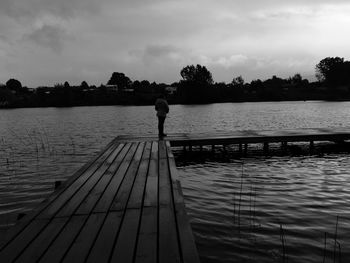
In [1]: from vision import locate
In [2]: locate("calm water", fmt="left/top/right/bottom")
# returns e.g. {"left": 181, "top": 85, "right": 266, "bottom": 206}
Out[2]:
{"left": 1, "top": 101, "right": 350, "bottom": 262}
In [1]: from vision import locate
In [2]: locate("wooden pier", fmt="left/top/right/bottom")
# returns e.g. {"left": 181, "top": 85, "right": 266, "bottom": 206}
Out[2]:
{"left": 0, "top": 140, "right": 199, "bottom": 263}
{"left": 2, "top": 127, "right": 350, "bottom": 263}
{"left": 118, "top": 127, "right": 350, "bottom": 153}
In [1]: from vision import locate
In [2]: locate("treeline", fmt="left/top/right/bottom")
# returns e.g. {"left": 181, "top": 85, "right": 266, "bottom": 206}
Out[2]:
{"left": 1, "top": 57, "right": 350, "bottom": 108}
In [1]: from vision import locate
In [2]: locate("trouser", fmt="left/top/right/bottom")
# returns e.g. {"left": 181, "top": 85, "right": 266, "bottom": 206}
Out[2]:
{"left": 158, "top": 116, "right": 166, "bottom": 135}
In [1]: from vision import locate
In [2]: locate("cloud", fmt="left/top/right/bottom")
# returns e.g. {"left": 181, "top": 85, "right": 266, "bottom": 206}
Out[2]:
{"left": 24, "top": 25, "right": 68, "bottom": 53}
{"left": 0, "top": 0, "right": 100, "bottom": 20}
{"left": 129, "top": 45, "right": 187, "bottom": 65}
{"left": 0, "top": 35, "right": 8, "bottom": 42}
{"left": 214, "top": 55, "right": 250, "bottom": 68}
{"left": 1, "top": 0, "right": 350, "bottom": 86}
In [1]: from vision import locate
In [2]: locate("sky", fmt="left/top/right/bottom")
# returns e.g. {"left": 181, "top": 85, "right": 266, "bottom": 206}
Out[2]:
{"left": 1, "top": 0, "right": 350, "bottom": 88}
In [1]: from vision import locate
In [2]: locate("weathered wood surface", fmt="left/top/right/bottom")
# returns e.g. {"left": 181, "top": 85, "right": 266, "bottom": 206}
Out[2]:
{"left": 116, "top": 128, "right": 350, "bottom": 146}
{"left": 0, "top": 139, "right": 199, "bottom": 263}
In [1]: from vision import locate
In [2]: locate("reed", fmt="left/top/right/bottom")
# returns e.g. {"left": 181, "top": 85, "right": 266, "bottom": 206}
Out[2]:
{"left": 69, "top": 135, "right": 76, "bottom": 154}
{"left": 280, "top": 224, "right": 288, "bottom": 262}
{"left": 238, "top": 162, "right": 244, "bottom": 231}
{"left": 333, "top": 215, "right": 340, "bottom": 263}
{"left": 232, "top": 191, "right": 236, "bottom": 225}
{"left": 323, "top": 232, "right": 327, "bottom": 263}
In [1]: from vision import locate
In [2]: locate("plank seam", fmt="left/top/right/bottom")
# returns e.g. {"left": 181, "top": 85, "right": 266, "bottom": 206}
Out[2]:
{"left": 33, "top": 143, "right": 126, "bottom": 263}
{"left": 132, "top": 141, "right": 153, "bottom": 263}
{"left": 95, "top": 142, "right": 142, "bottom": 263}
{"left": 104, "top": 142, "right": 143, "bottom": 263}
{"left": 165, "top": 143, "right": 184, "bottom": 263}
{"left": 0, "top": 140, "right": 119, "bottom": 252}
{"left": 0, "top": 142, "right": 121, "bottom": 261}
{"left": 57, "top": 144, "right": 134, "bottom": 263}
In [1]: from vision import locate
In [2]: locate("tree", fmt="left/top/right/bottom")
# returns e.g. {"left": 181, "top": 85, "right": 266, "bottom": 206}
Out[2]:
{"left": 291, "top": 73, "right": 302, "bottom": 84}
{"left": 140, "top": 80, "right": 150, "bottom": 87}
{"left": 6, "top": 79, "right": 22, "bottom": 92}
{"left": 315, "top": 57, "right": 344, "bottom": 82}
{"left": 179, "top": 64, "right": 214, "bottom": 103}
{"left": 231, "top": 76, "right": 244, "bottom": 87}
{"left": 180, "top": 64, "right": 213, "bottom": 85}
{"left": 107, "top": 72, "right": 132, "bottom": 89}
{"left": 80, "top": 81, "right": 89, "bottom": 89}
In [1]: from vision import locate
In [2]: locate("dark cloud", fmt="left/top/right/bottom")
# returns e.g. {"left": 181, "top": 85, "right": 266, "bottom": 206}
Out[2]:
{"left": 0, "top": 35, "right": 8, "bottom": 42}
{"left": 1, "top": 0, "right": 350, "bottom": 86}
{"left": 143, "top": 45, "right": 181, "bottom": 58}
{"left": 24, "top": 25, "right": 67, "bottom": 53}
{"left": 0, "top": 0, "right": 99, "bottom": 19}
{"left": 129, "top": 45, "right": 186, "bottom": 64}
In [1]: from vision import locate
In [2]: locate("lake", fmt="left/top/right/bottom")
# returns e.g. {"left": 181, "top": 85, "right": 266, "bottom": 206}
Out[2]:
{"left": 1, "top": 101, "right": 350, "bottom": 262}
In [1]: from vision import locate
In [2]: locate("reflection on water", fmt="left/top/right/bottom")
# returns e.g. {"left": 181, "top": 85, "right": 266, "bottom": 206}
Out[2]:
{"left": 1, "top": 102, "right": 350, "bottom": 261}
{"left": 177, "top": 156, "right": 350, "bottom": 263}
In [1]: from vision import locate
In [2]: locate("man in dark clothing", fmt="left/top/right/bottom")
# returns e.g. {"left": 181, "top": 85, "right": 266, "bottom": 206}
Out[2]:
{"left": 155, "top": 94, "right": 169, "bottom": 137}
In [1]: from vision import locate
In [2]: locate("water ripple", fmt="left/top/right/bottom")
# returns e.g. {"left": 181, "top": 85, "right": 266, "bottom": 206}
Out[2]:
{"left": 178, "top": 155, "right": 350, "bottom": 263}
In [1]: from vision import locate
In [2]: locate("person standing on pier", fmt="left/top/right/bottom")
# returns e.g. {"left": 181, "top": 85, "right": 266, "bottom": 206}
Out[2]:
{"left": 155, "top": 93, "right": 169, "bottom": 137}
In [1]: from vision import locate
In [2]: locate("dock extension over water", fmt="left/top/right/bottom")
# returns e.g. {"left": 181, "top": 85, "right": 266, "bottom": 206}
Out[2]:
{"left": 0, "top": 139, "right": 199, "bottom": 263}
{"left": 118, "top": 127, "right": 350, "bottom": 154}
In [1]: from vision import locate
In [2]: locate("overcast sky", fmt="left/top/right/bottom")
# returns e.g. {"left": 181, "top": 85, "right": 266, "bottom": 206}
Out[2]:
{"left": 1, "top": 0, "right": 350, "bottom": 87}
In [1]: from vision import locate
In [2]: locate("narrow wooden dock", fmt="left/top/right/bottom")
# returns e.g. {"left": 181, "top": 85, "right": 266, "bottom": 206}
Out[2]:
{"left": 2, "top": 128, "right": 349, "bottom": 263}
{"left": 118, "top": 127, "right": 350, "bottom": 153}
{"left": 0, "top": 140, "right": 199, "bottom": 263}
{"left": 117, "top": 128, "right": 350, "bottom": 146}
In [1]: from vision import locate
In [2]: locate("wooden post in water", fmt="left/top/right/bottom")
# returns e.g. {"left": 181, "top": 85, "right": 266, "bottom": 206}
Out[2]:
{"left": 17, "top": 213, "right": 26, "bottom": 221}
{"left": 244, "top": 143, "right": 248, "bottom": 156}
{"left": 310, "top": 141, "right": 314, "bottom": 154}
{"left": 55, "top": 181, "right": 62, "bottom": 189}
{"left": 263, "top": 142, "right": 269, "bottom": 155}
{"left": 239, "top": 143, "right": 243, "bottom": 155}
{"left": 281, "top": 141, "right": 288, "bottom": 153}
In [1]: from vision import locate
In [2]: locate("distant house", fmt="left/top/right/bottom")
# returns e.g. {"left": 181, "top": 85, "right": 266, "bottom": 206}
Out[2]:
{"left": 123, "top": 88, "right": 135, "bottom": 93}
{"left": 165, "top": 86, "right": 177, "bottom": 95}
{"left": 82, "top": 88, "right": 95, "bottom": 92}
{"left": 336, "top": 86, "right": 350, "bottom": 92}
{"left": 0, "top": 101, "right": 9, "bottom": 106}
{"left": 106, "top": 85, "right": 119, "bottom": 92}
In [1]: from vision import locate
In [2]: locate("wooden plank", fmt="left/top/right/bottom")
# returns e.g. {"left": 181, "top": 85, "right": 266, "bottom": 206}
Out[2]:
{"left": 14, "top": 217, "right": 69, "bottom": 263}
{"left": 158, "top": 141, "right": 181, "bottom": 263}
{"left": 0, "top": 140, "right": 118, "bottom": 250}
{"left": 110, "top": 142, "right": 145, "bottom": 211}
{"left": 143, "top": 141, "right": 158, "bottom": 207}
{"left": 118, "top": 128, "right": 350, "bottom": 147}
{"left": 134, "top": 207, "right": 158, "bottom": 263}
{"left": 56, "top": 143, "right": 125, "bottom": 217}
{"left": 158, "top": 206, "right": 181, "bottom": 263}
{"left": 85, "top": 211, "right": 123, "bottom": 263}
{"left": 0, "top": 219, "right": 49, "bottom": 263}
{"left": 158, "top": 141, "right": 173, "bottom": 206}
{"left": 110, "top": 209, "right": 141, "bottom": 263}
{"left": 2, "top": 137, "right": 203, "bottom": 263}
{"left": 75, "top": 143, "right": 130, "bottom": 215}
{"left": 166, "top": 142, "right": 200, "bottom": 263}
{"left": 133, "top": 142, "right": 158, "bottom": 263}
{"left": 62, "top": 213, "right": 105, "bottom": 263}
{"left": 38, "top": 215, "right": 87, "bottom": 263}
{"left": 126, "top": 142, "right": 152, "bottom": 209}
{"left": 93, "top": 143, "right": 139, "bottom": 213}
{"left": 37, "top": 142, "right": 120, "bottom": 219}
